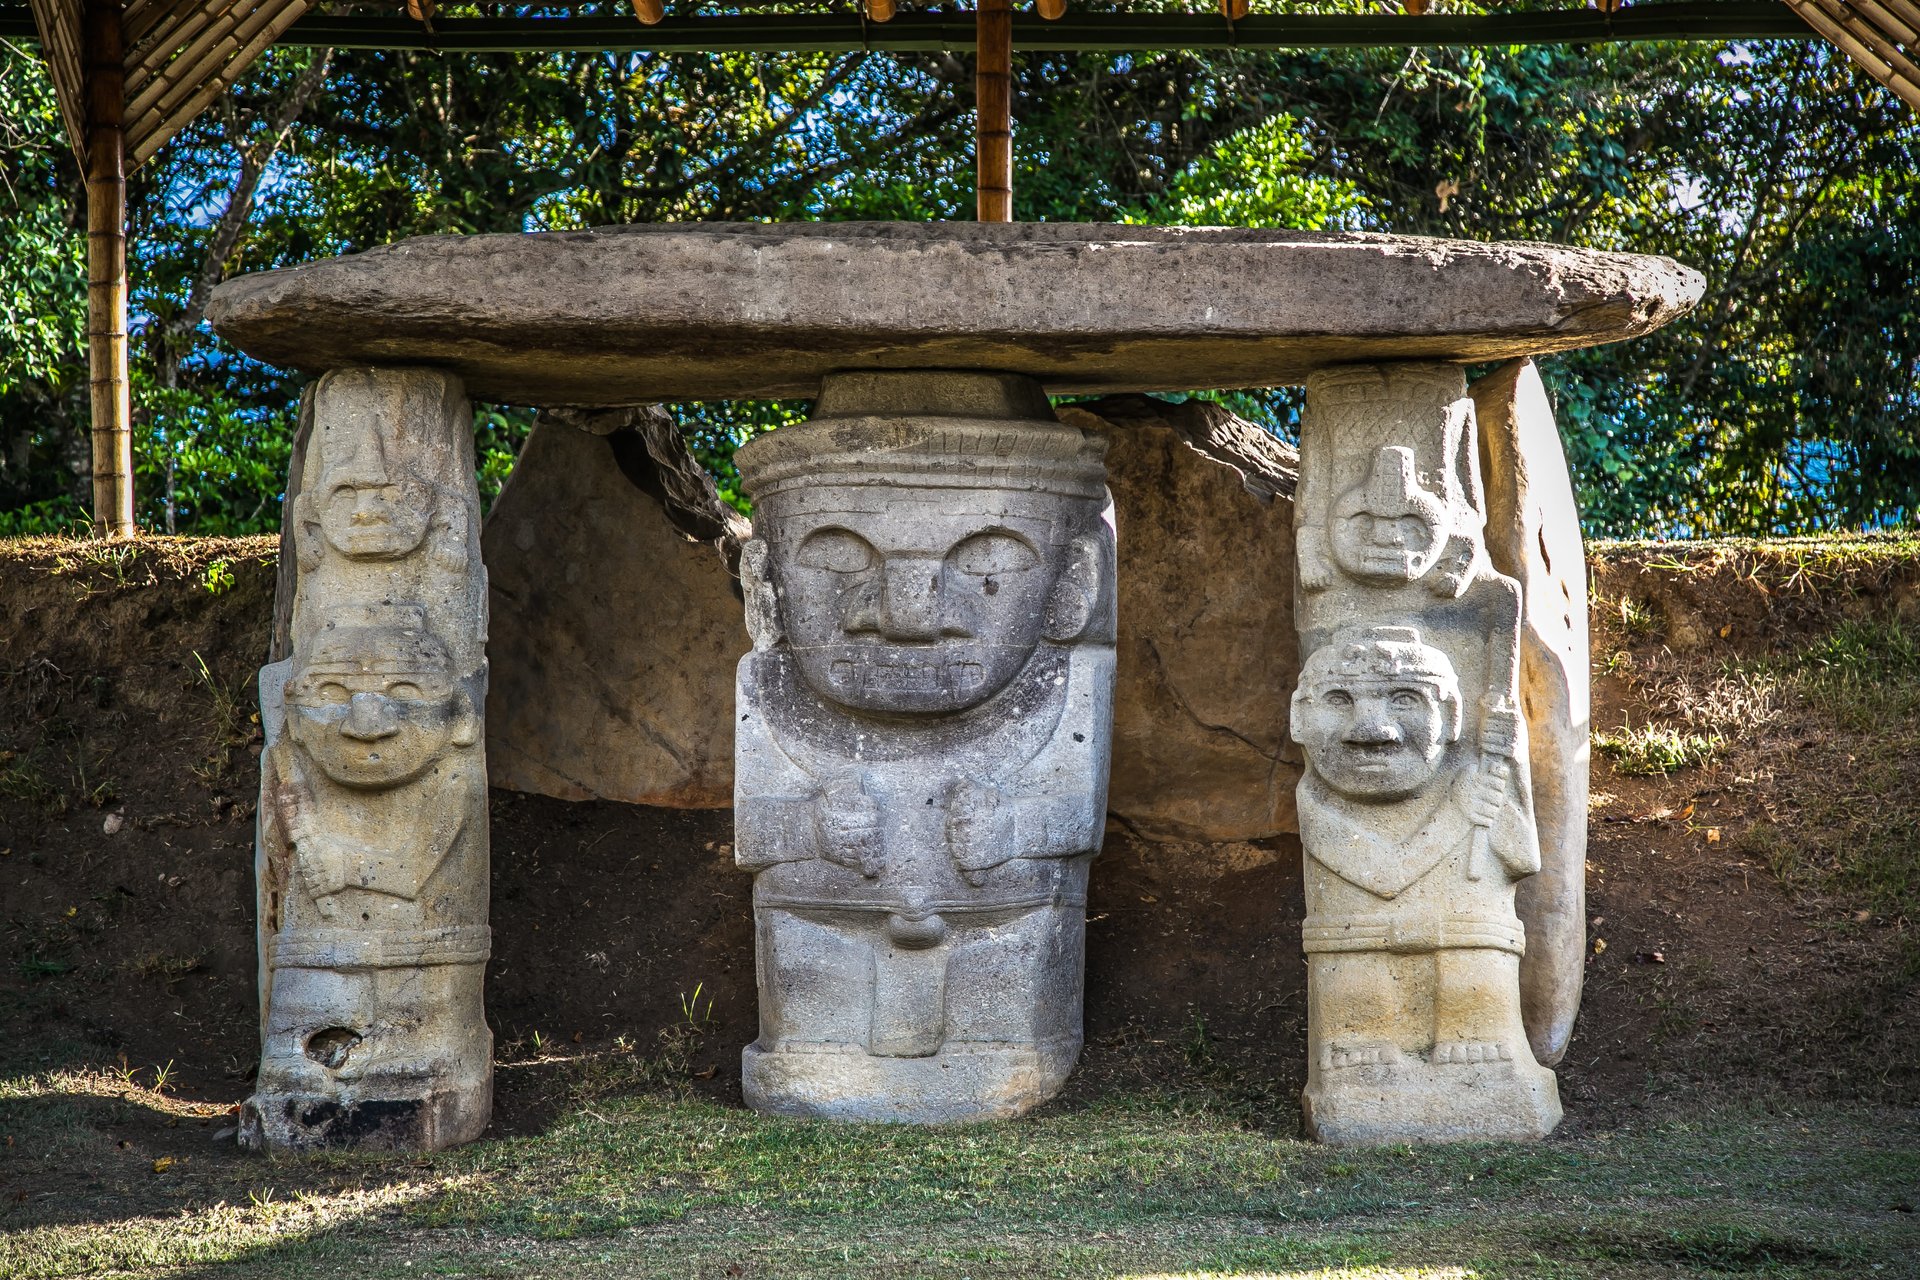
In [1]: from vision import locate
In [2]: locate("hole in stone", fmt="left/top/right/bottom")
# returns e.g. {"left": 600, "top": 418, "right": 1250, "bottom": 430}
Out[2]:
{"left": 305, "top": 1027, "right": 362, "bottom": 1069}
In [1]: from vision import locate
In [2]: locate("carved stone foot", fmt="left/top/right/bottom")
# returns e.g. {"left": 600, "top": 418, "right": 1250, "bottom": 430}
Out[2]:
{"left": 1432, "top": 1039, "right": 1515, "bottom": 1065}
{"left": 1324, "top": 1042, "right": 1404, "bottom": 1071}
{"left": 1302, "top": 1052, "right": 1561, "bottom": 1146}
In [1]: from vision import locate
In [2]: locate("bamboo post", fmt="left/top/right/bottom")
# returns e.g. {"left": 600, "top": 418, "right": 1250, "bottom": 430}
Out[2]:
{"left": 85, "top": 0, "right": 133, "bottom": 537}
{"left": 976, "top": 0, "right": 1012, "bottom": 222}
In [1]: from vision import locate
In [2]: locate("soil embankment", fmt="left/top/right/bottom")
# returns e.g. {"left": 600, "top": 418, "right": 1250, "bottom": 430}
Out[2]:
{"left": 0, "top": 534, "right": 1915, "bottom": 1142}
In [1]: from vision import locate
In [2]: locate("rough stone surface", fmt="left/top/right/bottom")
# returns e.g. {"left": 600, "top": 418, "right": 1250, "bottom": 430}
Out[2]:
{"left": 1059, "top": 396, "right": 1302, "bottom": 841}
{"left": 732, "top": 372, "right": 1115, "bottom": 1122}
{"left": 1293, "top": 362, "right": 1560, "bottom": 1145}
{"left": 206, "top": 224, "right": 1706, "bottom": 404}
{"left": 242, "top": 367, "right": 493, "bottom": 1154}
{"left": 1473, "top": 360, "right": 1589, "bottom": 1068}
{"left": 482, "top": 407, "right": 747, "bottom": 807}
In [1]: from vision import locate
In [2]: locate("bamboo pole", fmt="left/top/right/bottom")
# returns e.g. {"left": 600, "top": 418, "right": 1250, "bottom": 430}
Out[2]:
{"left": 976, "top": 0, "right": 1012, "bottom": 222}
{"left": 85, "top": 0, "right": 134, "bottom": 538}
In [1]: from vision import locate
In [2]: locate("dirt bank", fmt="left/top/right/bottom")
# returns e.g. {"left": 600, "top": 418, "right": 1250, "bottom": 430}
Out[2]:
{"left": 0, "top": 534, "right": 1915, "bottom": 1149}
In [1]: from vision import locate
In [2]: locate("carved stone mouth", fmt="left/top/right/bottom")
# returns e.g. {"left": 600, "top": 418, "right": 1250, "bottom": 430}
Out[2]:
{"left": 829, "top": 657, "right": 987, "bottom": 698}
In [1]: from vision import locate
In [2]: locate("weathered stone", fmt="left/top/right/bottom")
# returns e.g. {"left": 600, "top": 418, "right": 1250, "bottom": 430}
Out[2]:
{"left": 242, "top": 367, "right": 493, "bottom": 1154}
{"left": 207, "top": 224, "right": 1707, "bottom": 404}
{"left": 732, "top": 371, "right": 1115, "bottom": 1122}
{"left": 1059, "top": 396, "right": 1301, "bottom": 841}
{"left": 1293, "top": 363, "right": 1560, "bottom": 1145}
{"left": 1473, "top": 360, "right": 1589, "bottom": 1069}
{"left": 482, "top": 407, "right": 747, "bottom": 807}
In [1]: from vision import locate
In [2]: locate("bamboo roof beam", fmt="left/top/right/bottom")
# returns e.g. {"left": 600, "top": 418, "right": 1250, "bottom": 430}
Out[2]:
{"left": 11, "top": 3, "right": 1820, "bottom": 54}
{"left": 1787, "top": 0, "right": 1920, "bottom": 108}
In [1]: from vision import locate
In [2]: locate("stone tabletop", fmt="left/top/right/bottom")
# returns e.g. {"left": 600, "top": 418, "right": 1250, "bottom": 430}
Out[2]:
{"left": 207, "top": 223, "right": 1703, "bottom": 404}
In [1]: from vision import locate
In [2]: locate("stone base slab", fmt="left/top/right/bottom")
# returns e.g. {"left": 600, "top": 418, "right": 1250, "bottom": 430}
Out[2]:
{"left": 1301, "top": 1055, "right": 1561, "bottom": 1146}
{"left": 741, "top": 1038, "right": 1080, "bottom": 1124}
{"left": 239, "top": 1073, "right": 491, "bottom": 1153}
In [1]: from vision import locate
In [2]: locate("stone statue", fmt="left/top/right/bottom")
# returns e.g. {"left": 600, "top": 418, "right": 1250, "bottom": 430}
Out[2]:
{"left": 732, "top": 371, "right": 1116, "bottom": 1122}
{"left": 1293, "top": 363, "right": 1561, "bottom": 1144}
{"left": 243, "top": 367, "right": 492, "bottom": 1152}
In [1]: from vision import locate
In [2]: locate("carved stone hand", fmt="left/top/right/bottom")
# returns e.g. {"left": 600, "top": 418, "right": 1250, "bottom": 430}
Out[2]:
{"left": 1467, "top": 759, "right": 1511, "bottom": 830}
{"left": 946, "top": 778, "right": 1016, "bottom": 886}
{"left": 815, "top": 775, "right": 884, "bottom": 878}
{"left": 294, "top": 831, "right": 356, "bottom": 917}
{"left": 1297, "top": 527, "right": 1335, "bottom": 593}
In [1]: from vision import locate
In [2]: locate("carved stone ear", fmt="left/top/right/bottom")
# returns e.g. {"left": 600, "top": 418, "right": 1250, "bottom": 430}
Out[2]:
{"left": 450, "top": 687, "right": 479, "bottom": 748}
{"left": 1440, "top": 689, "right": 1465, "bottom": 745}
{"left": 741, "top": 538, "right": 784, "bottom": 652}
{"left": 1043, "top": 528, "right": 1114, "bottom": 645}
{"left": 292, "top": 493, "right": 323, "bottom": 572}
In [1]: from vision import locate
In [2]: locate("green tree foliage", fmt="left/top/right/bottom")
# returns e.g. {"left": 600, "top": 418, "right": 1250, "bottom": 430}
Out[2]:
{"left": 0, "top": 10, "right": 1915, "bottom": 536}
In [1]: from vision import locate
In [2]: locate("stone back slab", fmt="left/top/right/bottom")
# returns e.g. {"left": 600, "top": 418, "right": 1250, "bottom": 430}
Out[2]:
{"left": 1472, "top": 359, "right": 1591, "bottom": 1068}
{"left": 1060, "top": 396, "right": 1302, "bottom": 842}
{"left": 481, "top": 407, "right": 746, "bottom": 808}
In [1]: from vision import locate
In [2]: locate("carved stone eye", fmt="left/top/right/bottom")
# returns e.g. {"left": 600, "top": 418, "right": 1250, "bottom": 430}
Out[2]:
{"left": 1390, "top": 689, "right": 1424, "bottom": 710}
{"left": 1325, "top": 690, "right": 1354, "bottom": 708}
{"left": 795, "top": 529, "right": 875, "bottom": 573}
{"left": 949, "top": 530, "right": 1037, "bottom": 576}
{"left": 314, "top": 682, "right": 352, "bottom": 705}
{"left": 386, "top": 682, "right": 424, "bottom": 702}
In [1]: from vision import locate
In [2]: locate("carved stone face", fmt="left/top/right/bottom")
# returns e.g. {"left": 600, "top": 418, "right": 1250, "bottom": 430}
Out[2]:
{"left": 768, "top": 493, "right": 1080, "bottom": 716}
{"left": 317, "top": 475, "right": 433, "bottom": 560}
{"left": 286, "top": 628, "right": 473, "bottom": 789}
{"left": 1295, "top": 676, "right": 1451, "bottom": 803}
{"left": 1330, "top": 445, "right": 1449, "bottom": 584}
{"left": 1293, "top": 629, "right": 1463, "bottom": 804}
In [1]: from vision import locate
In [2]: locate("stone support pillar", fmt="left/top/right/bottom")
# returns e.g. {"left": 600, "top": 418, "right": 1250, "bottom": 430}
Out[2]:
{"left": 732, "top": 372, "right": 1115, "bottom": 1122}
{"left": 241, "top": 367, "right": 492, "bottom": 1152}
{"left": 1292, "top": 363, "right": 1561, "bottom": 1144}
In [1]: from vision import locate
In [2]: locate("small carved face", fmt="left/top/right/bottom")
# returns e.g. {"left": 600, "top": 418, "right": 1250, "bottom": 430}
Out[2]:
{"left": 316, "top": 476, "right": 433, "bottom": 560}
{"left": 286, "top": 666, "right": 470, "bottom": 790}
{"left": 1329, "top": 445, "right": 1449, "bottom": 584}
{"left": 1294, "top": 677, "right": 1450, "bottom": 802}
{"left": 769, "top": 498, "right": 1081, "bottom": 715}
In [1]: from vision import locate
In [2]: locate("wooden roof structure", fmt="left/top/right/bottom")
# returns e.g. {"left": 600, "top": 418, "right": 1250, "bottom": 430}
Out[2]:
{"left": 9, "top": 1, "right": 1916, "bottom": 535}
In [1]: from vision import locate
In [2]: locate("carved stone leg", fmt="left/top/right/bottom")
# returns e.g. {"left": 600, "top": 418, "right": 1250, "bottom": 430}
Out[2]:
{"left": 241, "top": 367, "right": 492, "bottom": 1153}
{"left": 1292, "top": 363, "right": 1562, "bottom": 1145}
{"left": 731, "top": 371, "right": 1115, "bottom": 1123}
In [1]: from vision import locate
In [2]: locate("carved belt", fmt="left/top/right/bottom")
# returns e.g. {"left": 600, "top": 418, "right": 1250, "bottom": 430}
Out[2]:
{"left": 757, "top": 891, "right": 1084, "bottom": 917}
{"left": 1302, "top": 914, "right": 1525, "bottom": 956}
{"left": 270, "top": 925, "right": 492, "bottom": 970}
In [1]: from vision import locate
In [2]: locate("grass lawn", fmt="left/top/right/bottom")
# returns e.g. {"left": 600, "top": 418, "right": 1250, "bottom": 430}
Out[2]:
{"left": 3, "top": 1056, "right": 1916, "bottom": 1280}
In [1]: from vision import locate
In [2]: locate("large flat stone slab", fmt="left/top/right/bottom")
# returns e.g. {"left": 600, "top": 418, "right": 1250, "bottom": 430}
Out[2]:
{"left": 207, "top": 224, "right": 1703, "bottom": 404}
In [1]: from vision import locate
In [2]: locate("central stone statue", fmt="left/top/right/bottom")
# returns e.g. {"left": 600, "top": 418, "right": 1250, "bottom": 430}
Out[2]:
{"left": 732, "top": 371, "right": 1116, "bottom": 1122}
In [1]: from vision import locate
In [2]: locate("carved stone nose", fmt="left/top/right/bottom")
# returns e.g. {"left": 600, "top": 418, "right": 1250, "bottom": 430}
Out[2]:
{"left": 341, "top": 691, "right": 400, "bottom": 740}
{"left": 876, "top": 558, "right": 943, "bottom": 641}
{"left": 1346, "top": 714, "right": 1401, "bottom": 745}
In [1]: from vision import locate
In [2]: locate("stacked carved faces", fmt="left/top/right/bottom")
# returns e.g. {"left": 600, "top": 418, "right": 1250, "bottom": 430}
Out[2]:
{"left": 1289, "top": 363, "right": 1559, "bottom": 1145}
{"left": 244, "top": 367, "right": 492, "bottom": 1154}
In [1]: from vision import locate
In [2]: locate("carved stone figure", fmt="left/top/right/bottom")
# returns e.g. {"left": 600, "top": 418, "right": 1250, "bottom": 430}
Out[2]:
{"left": 242, "top": 367, "right": 492, "bottom": 1152}
{"left": 1293, "top": 363, "right": 1561, "bottom": 1144}
{"left": 732, "top": 371, "right": 1115, "bottom": 1122}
